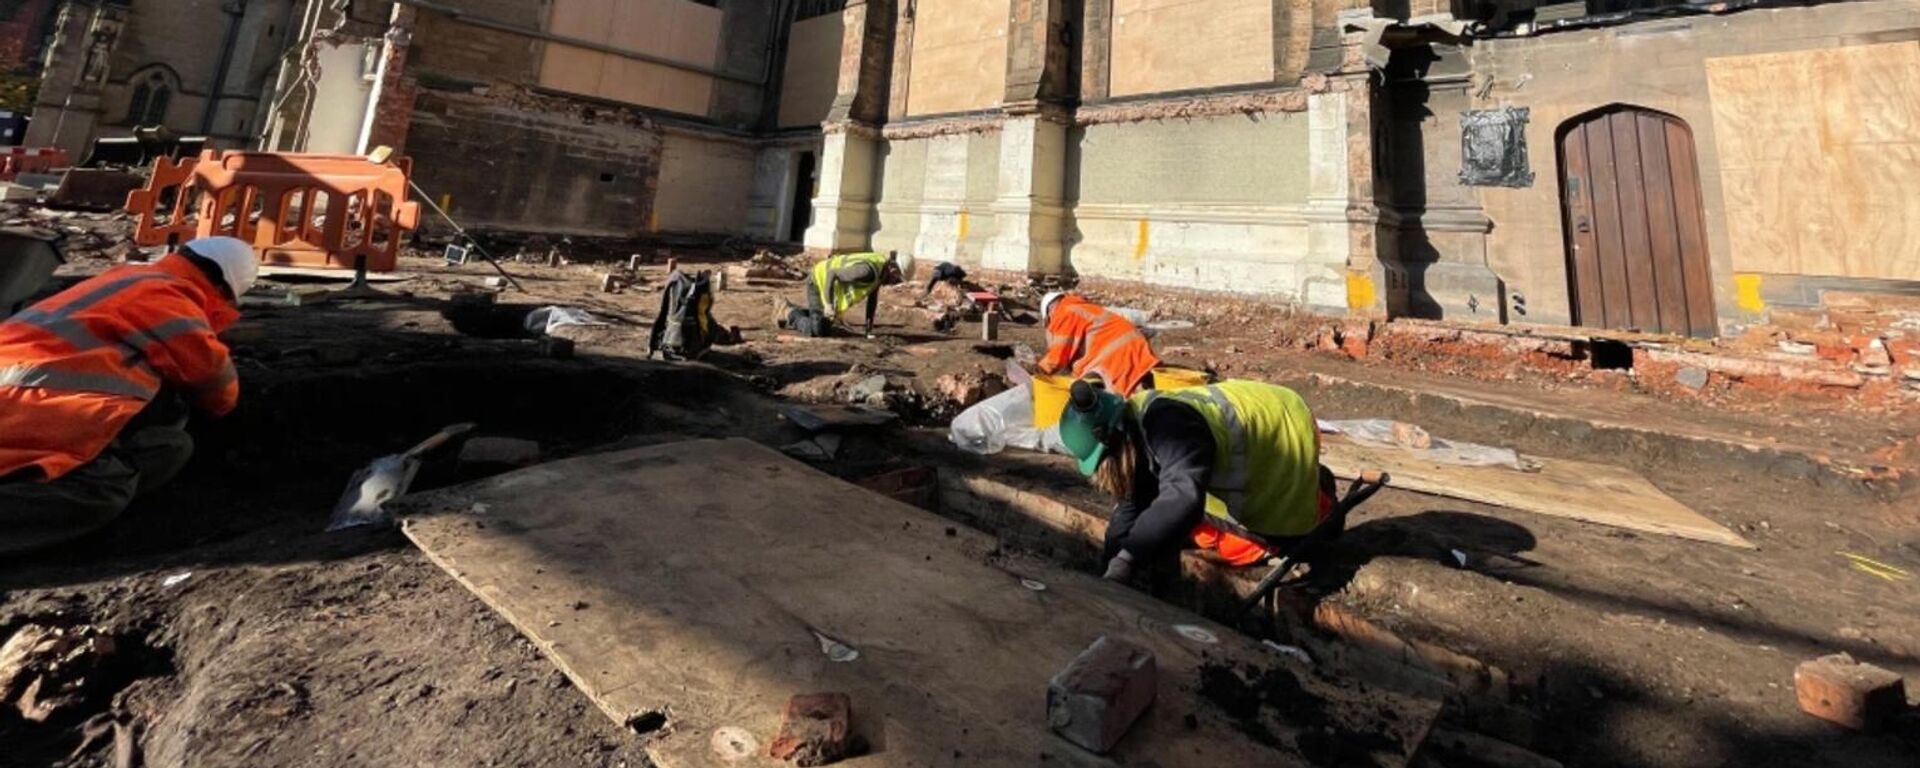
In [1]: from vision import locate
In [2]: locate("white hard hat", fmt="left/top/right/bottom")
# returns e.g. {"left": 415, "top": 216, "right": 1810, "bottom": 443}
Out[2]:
{"left": 1041, "top": 291, "right": 1066, "bottom": 321}
{"left": 182, "top": 236, "right": 258, "bottom": 299}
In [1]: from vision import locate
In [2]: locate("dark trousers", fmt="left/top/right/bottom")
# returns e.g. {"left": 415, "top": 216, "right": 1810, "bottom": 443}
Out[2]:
{"left": 789, "top": 288, "right": 835, "bottom": 338}
{"left": 0, "top": 393, "right": 194, "bottom": 556}
{"left": 1104, "top": 466, "right": 1339, "bottom": 566}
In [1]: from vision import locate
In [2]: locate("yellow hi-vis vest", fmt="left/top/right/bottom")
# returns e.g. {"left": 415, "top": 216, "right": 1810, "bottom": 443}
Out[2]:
{"left": 811, "top": 252, "right": 890, "bottom": 316}
{"left": 1128, "top": 381, "right": 1323, "bottom": 537}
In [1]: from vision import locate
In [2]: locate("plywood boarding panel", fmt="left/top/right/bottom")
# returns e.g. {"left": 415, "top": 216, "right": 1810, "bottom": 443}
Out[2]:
{"left": 1706, "top": 43, "right": 1920, "bottom": 280}
{"left": 906, "top": 0, "right": 1008, "bottom": 116}
{"left": 548, "top": 0, "right": 615, "bottom": 43}
{"left": 538, "top": 0, "right": 720, "bottom": 117}
{"left": 779, "top": 13, "right": 844, "bottom": 128}
{"left": 539, "top": 42, "right": 608, "bottom": 96}
{"left": 1110, "top": 0, "right": 1274, "bottom": 97}
{"left": 402, "top": 439, "right": 1441, "bottom": 768}
{"left": 1320, "top": 437, "right": 1754, "bottom": 549}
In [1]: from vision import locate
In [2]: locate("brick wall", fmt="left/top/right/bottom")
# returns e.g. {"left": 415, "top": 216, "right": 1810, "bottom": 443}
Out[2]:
{"left": 0, "top": 0, "right": 56, "bottom": 69}
{"left": 407, "top": 1, "right": 541, "bottom": 85}
{"left": 405, "top": 88, "right": 664, "bottom": 237}
{"left": 363, "top": 6, "right": 417, "bottom": 153}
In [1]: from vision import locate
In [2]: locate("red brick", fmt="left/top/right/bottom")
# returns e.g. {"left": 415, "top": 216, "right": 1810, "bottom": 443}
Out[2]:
{"left": 1795, "top": 653, "right": 1908, "bottom": 731}
{"left": 1047, "top": 635, "right": 1157, "bottom": 754}
{"left": 768, "top": 692, "right": 852, "bottom": 766}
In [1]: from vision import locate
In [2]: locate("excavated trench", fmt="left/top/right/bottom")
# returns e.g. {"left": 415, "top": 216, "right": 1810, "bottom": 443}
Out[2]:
{"left": 3, "top": 355, "right": 1532, "bottom": 765}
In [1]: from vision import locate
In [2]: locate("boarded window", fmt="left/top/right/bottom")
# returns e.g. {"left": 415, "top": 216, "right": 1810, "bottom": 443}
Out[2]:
{"left": 1459, "top": 107, "right": 1535, "bottom": 188}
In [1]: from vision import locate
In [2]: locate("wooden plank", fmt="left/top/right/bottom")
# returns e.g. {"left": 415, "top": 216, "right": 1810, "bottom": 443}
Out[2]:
{"left": 1559, "top": 127, "right": 1605, "bottom": 327}
{"left": 1665, "top": 120, "right": 1718, "bottom": 337}
{"left": 1583, "top": 118, "right": 1632, "bottom": 330}
{"left": 1320, "top": 436, "right": 1754, "bottom": 549}
{"left": 1608, "top": 112, "right": 1659, "bottom": 333}
{"left": 1635, "top": 114, "right": 1690, "bottom": 337}
{"left": 778, "top": 404, "right": 899, "bottom": 432}
{"left": 1706, "top": 43, "right": 1920, "bottom": 281}
{"left": 402, "top": 439, "right": 1440, "bottom": 768}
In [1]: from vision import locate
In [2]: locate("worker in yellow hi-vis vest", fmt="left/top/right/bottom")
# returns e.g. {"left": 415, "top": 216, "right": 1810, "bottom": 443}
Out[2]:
{"left": 774, "top": 251, "right": 904, "bottom": 338}
{"left": 1057, "top": 378, "right": 1335, "bottom": 582}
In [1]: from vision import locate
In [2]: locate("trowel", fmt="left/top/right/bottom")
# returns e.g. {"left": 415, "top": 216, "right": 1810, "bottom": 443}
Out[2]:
{"left": 329, "top": 423, "right": 475, "bottom": 531}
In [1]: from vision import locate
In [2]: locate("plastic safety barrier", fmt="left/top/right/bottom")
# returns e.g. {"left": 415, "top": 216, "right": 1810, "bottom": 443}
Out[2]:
{"left": 124, "top": 150, "right": 422, "bottom": 272}
{"left": 0, "top": 148, "right": 72, "bottom": 181}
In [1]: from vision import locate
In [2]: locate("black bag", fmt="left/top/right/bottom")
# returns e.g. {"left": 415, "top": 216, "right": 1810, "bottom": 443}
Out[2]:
{"left": 649, "top": 270, "right": 717, "bottom": 360}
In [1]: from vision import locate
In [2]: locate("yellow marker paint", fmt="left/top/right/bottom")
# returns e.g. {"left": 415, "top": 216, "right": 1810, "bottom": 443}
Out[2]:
{"left": 438, "top": 193, "right": 452, "bottom": 213}
{"left": 1840, "top": 552, "right": 1911, "bottom": 580}
{"left": 647, "top": 210, "right": 659, "bottom": 233}
{"left": 1347, "top": 271, "right": 1378, "bottom": 310}
{"left": 1133, "top": 219, "right": 1149, "bottom": 261}
{"left": 1852, "top": 562, "right": 1903, "bottom": 582}
{"left": 957, "top": 210, "right": 970, "bottom": 241}
{"left": 1734, "top": 273, "right": 1765, "bottom": 314}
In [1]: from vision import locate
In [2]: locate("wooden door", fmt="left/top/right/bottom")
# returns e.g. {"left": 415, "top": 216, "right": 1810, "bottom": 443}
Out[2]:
{"left": 1559, "top": 107, "right": 1717, "bottom": 337}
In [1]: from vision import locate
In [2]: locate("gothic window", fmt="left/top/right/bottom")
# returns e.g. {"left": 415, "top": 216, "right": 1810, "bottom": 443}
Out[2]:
{"left": 125, "top": 70, "right": 171, "bottom": 126}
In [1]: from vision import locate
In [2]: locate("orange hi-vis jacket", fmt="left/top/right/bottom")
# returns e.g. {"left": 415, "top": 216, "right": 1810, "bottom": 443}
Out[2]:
{"left": 0, "top": 253, "right": 241, "bottom": 481}
{"left": 1038, "top": 295, "right": 1161, "bottom": 396}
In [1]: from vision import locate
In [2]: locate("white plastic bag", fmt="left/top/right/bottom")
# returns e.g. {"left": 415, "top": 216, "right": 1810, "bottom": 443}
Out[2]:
{"left": 523, "top": 305, "right": 607, "bottom": 335}
{"left": 950, "top": 384, "right": 1067, "bottom": 455}
{"left": 1322, "top": 418, "right": 1529, "bottom": 470}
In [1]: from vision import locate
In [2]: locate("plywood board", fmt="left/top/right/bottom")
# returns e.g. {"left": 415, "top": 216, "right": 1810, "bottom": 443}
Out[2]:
{"left": 779, "top": 13, "right": 845, "bottom": 128}
{"left": 905, "top": 0, "right": 1008, "bottom": 116}
{"left": 1111, "top": 0, "right": 1274, "bottom": 97}
{"left": 1321, "top": 436, "right": 1754, "bottom": 549}
{"left": 1706, "top": 42, "right": 1920, "bottom": 280}
{"left": 537, "top": 0, "right": 719, "bottom": 117}
{"left": 401, "top": 439, "right": 1439, "bottom": 768}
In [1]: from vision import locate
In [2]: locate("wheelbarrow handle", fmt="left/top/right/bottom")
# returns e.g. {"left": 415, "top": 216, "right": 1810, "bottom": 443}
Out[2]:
{"left": 1337, "top": 470, "right": 1391, "bottom": 513}
{"left": 405, "top": 422, "right": 477, "bottom": 458}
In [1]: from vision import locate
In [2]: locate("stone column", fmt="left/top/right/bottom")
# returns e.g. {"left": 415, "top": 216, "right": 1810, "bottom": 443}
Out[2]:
{"left": 982, "top": 0, "right": 1073, "bottom": 275}
{"left": 1303, "top": 11, "right": 1384, "bottom": 315}
{"left": 24, "top": 2, "right": 125, "bottom": 154}
{"left": 1080, "top": 0, "right": 1112, "bottom": 103}
{"left": 804, "top": 0, "right": 894, "bottom": 253}
{"left": 982, "top": 109, "right": 1069, "bottom": 273}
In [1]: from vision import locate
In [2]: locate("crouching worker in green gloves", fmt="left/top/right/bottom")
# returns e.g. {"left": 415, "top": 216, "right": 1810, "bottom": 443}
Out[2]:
{"left": 1057, "top": 378, "right": 1337, "bottom": 580}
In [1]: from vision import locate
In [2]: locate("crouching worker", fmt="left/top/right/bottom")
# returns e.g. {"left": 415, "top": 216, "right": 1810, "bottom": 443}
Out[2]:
{"left": 1036, "top": 292, "right": 1160, "bottom": 397}
{"left": 1058, "top": 379, "right": 1335, "bottom": 582}
{"left": 775, "top": 251, "right": 904, "bottom": 338}
{"left": 0, "top": 236, "right": 257, "bottom": 556}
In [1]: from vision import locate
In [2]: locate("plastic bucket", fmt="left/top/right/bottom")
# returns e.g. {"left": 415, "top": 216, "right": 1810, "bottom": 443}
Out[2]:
{"left": 1152, "top": 366, "right": 1210, "bottom": 390}
{"left": 1030, "top": 374, "right": 1073, "bottom": 429}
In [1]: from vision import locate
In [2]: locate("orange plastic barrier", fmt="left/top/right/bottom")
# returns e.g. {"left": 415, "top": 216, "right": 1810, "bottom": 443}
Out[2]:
{"left": 0, "top": 147, "right": 72, "bottom": 181}
{"left": 124, "top": 150, "right": 422, "bottom": 272}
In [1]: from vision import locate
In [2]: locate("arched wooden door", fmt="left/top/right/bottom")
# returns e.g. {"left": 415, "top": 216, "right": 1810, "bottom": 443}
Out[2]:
{"left": 1558, "top": 107, "right": 1717, "bottom": 337}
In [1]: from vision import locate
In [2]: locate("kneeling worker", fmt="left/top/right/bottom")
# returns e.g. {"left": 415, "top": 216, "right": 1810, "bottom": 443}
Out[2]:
{"left": 1058, "top": 379, "right": 1332, "bottom": 581}
{"left": 776, "top": 251, "right": 904, "bottom": 338}
{"left": 1036, "top": 291, "right": 1160, "bottom": 396}
{"left": 0, "top": 237, "right": 257, "bottom": 555}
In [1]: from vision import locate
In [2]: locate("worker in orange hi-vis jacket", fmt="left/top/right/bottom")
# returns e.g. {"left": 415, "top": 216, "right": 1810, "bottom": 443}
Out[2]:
{"left": 0, "top": 236, "right": 258, "bottom": 555}
{"left": 1036, "top": 291, "right": 1162, "bottom": 397}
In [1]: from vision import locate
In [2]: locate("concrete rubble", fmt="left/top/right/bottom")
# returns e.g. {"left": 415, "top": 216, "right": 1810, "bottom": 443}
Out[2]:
{"left": 1047, "top": 636, "right": 1158, "bottom": 754}
{"left": 1795, "top": 653, "right": 1910, "bottom": 732}
{"left": 767, "top": 692, "right": 855, "bottom": 766}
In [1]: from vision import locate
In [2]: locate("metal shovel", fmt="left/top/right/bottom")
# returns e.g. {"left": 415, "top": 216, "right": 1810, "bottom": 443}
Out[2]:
{"left": 328, "top": 423, "right": 476, "bottom": 531}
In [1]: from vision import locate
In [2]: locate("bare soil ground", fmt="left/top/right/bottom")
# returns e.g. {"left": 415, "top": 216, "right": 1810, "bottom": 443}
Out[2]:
{"left": 3, "top": 230, "right": 1916, "bottom": 767}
